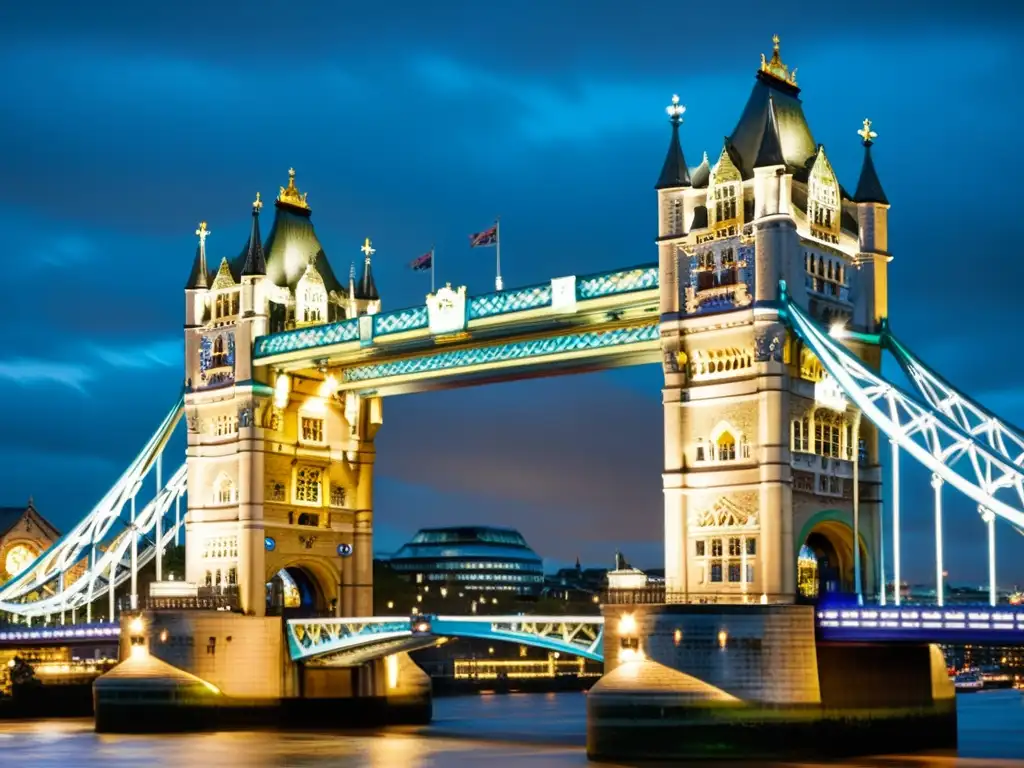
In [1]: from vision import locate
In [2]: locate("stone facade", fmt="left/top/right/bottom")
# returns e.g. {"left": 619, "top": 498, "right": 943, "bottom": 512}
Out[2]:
{"left": 183, "top": 175, "right": 380, "bottom": 617}
{"left": 658, "top": 39, "right": 890, "bottom": 601}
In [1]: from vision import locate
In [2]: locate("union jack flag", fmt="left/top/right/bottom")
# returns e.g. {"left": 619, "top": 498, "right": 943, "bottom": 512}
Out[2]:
{"left": 409, "top": 251, "right": 433, "bottom": 271}
{"left": 469, "top": 225, "right": 498, "bottom": 248}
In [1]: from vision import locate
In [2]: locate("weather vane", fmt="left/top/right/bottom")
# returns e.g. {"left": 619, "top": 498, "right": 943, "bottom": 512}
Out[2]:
{"left": 195, "top": 221, "right": 210, "bottom": 245}
{"left": 666, "top": 94, "right": 685, "bottom": 124}
{"left": 253, "top": 191, "right": 263, "bottom": 212}
{"left": 857, "top": 118, "right": 878, "bottom": 145}
{"left": 361, "top": 237, "right": 375, "bottom": 260}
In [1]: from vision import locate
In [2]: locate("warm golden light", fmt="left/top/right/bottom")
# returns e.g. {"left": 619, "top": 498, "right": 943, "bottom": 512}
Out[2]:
{"left": 674, "top": 628, "right": 682, "bottom": 645}
{"left": 619, "top": 613, "right": 637, "bottom": 635}
{"left": 717, "top": 629, "right": 728, "bottom": 649}
{"left": 386, "top": 654, "right": 399, "bottom": 690}
{"left": 129, "top": 617, "right": 144, "bottom": 634}
{"left": 4, "top": 544, "right": 36, "bottom": 579}
{"left": 273, "top": 373, "right": 290, "bottom": 408}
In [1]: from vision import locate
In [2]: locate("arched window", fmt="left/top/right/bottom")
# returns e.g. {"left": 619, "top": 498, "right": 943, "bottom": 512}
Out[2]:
{"left": 814, "top": 411, "right": 844, "bottom": 459}
{"left": 211, "top": 335, "right": 227, "bottom": 368}
{"left": 295, "top": 466, "right": 322, "bottom": 504}
{"left": 214, "top": 473, "right": 235, "bottom": 505}
{"left": 716, "top": 431, "right": 737, "bottom": 461}
{"left": 792, "top": 416, "right": 810, "bottom": 452}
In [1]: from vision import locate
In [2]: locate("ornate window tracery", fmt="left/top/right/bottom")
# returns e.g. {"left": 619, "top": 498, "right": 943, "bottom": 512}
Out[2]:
{"left": 295, "top": 466, "right": 322, "bottom": 505}
{"left": 807, "top": 148, "right": 840, "bottom": 241}
{"left": 691, "top": 499, "right": 758, "bottom": 587}
{"left": 330, "top": 486, "right": 346, "bottom": 507}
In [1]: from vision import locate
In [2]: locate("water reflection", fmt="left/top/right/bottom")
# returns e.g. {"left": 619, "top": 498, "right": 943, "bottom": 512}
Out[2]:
{"left": 1, "top": 690, "right": 1023, "bottom": 766}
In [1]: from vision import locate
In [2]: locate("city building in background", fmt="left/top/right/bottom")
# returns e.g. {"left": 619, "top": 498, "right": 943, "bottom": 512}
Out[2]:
{"left": 387, "top": 526, "right": 545, "bottom": 597}
{"left": 0, "top": 501, "right": 61, "bottom": 585}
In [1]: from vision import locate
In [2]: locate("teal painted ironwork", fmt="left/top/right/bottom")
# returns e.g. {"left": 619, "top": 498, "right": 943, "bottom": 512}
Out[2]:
{"left": 469, "top": 284, "right": 552, "bottom": 319}
{"left": 577, "top": 265, "right": 658, "bottom": 300}
{"left": 287, "top": 618, "right": 413, "bottom": 662}
{"left": 342, "top": 322, "right": 659, "bottom": 383}
{"left": 373, "top": 306, "right": 429, "bottom": 336}
{"left": 254, "top": 318, "right": 359, "bottom": 357}
{"left": 253, "top": 262, "right": 660, "bottom": 359}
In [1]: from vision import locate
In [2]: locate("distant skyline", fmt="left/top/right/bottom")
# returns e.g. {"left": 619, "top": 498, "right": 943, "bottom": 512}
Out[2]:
{"left": 2, "top": 2, "right": 1023, "bottom": 583}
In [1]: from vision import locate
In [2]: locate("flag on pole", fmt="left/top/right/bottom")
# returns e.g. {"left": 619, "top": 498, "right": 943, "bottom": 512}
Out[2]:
{"left": 409, "top": 251, "right": 433, "bottom": 271}
{"left": 469, "top": 225, "right": 498, "bottom": 248}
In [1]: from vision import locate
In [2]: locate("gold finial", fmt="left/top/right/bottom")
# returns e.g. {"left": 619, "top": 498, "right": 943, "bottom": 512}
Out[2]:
{"left": 665, "top": 94, "right": 685, "bottom": 125}
{"left": 361, "top": 237, "right": 375, "bottom": 261}
{"left": 760, "top": 34, "right": 797, "bottom": 87}
{"left": 195, "top": 221, "right": 210, "bottom": 245}
{"left": 253, "top": 191, "right": 263, "bottom": 213}
{"left": 277, "top": 167, "right": 310, "bottom": 210}
{"left": 857, "top": 118, "right": 878, "bottom": 146}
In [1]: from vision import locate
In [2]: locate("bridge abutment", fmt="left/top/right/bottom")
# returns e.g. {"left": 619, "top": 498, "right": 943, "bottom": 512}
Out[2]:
{"left": 587, "top": 602, "right": 956, "bottom": 761}
{"left": 93, "top": 611, "right": 431, "bottom": 732}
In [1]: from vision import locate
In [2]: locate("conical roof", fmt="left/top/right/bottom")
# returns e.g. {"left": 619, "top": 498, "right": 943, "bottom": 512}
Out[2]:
{"left": 185, "top": 222, "right": 211, "bottom": 290}
{"left": 262, "top": 170, "right": 343, "bottom": 294}
{"left": 753, "top": 95, "right": 785, "bottom": 168}
{"left": 655, "top": 95, "right": 690, "bottom": 190}
{"left": 356, "top": 239, "right": 379, "bottom": 301}
{"left": 728, "top": 72, "right": 816, "bottom": 179}
{"left": 241, "top": 193, "right": 266, "bottom": 277}
{"left": 854, "top": 135, "right": 888, "bottom": 205}
{"left": 690, "top": 152, "right": 711, "bottom": 189}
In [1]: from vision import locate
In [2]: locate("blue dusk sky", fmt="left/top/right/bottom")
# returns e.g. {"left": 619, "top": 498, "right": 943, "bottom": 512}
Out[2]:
{"left": 1, "top": 2, "right": 1022, "bottom": 585}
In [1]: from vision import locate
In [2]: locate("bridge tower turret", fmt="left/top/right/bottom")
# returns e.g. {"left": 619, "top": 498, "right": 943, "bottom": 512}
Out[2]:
{"left": 853, "top": 119, "right": 891, "bottom": 331}
{"left": 659, "top": 36, "right": 882, "bottom": 604}
{"left": 183, "top": 170, "right": 378, "bottom": 618}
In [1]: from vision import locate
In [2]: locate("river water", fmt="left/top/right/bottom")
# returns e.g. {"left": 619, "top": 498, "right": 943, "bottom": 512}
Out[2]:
{"left": 2, "top": 690, "right": 1024, "bottom": 766}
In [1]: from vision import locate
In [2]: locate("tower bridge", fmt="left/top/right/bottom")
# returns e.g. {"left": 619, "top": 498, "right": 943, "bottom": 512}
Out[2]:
{"left": 0, "top": 36, "right": 1013, "bottom": 756}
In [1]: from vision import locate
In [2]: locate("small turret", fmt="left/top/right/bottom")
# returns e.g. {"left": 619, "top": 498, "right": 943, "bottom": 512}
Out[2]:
{"left": 241, "top": 193, "right": 266, "bottom": 277}
{"left": 348, "top": 239, "right": 381, "bottom": 317}
{"left": 853, "top": 119, "right": 891, "bottom": 329}
{"left": 655, "top": 95, "right": 690, "bottom": 190}
{"left": 185, "top": 221, "right": 211, "bottom": 291}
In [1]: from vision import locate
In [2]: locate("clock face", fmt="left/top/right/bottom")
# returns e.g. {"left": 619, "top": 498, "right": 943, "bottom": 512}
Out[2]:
{"left": 4, "top": 544, "right": 36, "bottom": 579}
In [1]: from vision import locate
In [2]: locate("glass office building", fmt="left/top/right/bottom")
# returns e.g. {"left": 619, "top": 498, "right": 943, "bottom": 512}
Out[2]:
{"left": 388, "top": 526, "right": 545, "bottom": 596}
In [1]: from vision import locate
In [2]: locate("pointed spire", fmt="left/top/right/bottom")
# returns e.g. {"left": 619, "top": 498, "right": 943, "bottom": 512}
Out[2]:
{"left": 655, "top": 95, "right": 691, "bottom": 190}
{"left": 854, "top": 118, "right": 889, "bottom": 205}
{"left": 185, "top": 221, "right": 211, "bottom": 289}
{"left": 753, "top": 95, "right": 785, "bottom": 168}
{"left": 348, "top": 262, "right": 356, "bottom": 301}
{"left": 241, "top": 192, "right": 267, "bottom": 277}
{"left": 356, "top": 237, "right": 379, "bottom": 301}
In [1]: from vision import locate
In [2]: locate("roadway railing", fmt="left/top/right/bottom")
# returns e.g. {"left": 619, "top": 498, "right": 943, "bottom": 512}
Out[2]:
{"left": 601, "top": 588, "right": 796, "bottom": 606}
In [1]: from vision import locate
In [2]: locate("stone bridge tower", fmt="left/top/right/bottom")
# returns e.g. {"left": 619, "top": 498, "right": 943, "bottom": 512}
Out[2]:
{"left": 657, "top": 38, "right": 889, "bottom": 602}
{"left": 183, "top": 171, "right": 382, "bottom": 617}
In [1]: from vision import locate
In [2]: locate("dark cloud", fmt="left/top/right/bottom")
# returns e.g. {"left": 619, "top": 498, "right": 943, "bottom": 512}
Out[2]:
{"left": 1, "top": 5, "right": 1023, "bottom": 578}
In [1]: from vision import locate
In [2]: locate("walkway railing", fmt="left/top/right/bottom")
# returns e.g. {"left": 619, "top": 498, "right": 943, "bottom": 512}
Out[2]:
{"left": 601, "top": 588, "right": 795, "bottom": 605}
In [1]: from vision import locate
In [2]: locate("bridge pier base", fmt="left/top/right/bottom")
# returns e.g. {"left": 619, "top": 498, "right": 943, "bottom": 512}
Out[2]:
{"left": 93, "top": 611, "right": 431, "bottom": 732}
{"left": 587, "top": 603, "right": 956, "bottom": 762}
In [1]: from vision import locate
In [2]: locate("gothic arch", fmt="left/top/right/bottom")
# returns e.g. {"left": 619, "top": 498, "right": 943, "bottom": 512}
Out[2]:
{"left": 213, "top": 471, "right": 236, "bottom": 505}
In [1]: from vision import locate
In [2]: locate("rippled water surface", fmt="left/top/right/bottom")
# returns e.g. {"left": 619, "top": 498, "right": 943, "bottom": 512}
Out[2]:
{"left": 3, "top": 690, "right": 1024, "bottom": 766}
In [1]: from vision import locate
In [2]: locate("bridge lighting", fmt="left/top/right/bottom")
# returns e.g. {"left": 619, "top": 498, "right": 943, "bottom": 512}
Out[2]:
{"left": 717, "top": 629, "right": 728, "bottom": 649}
{"left": 318, "top": 374, "right": 338, "bottom": 398}
{"left": 129, "top": 617, "right": 144, "bottom": 634}
{"left": 415, "top": 621, "right": 430, "bottom": 633}
{"left": 488, "top": 647, "right": 495, "bottom": 654}
{"left": 273, "top": 373, "right": 290, "bottom": 408}
{"left": 828, "top": 321, "right": 848, "bottom": 339}
{"left": 440, "top": 587, "right": 448, "bottom": 598}
{"left": 618, "top": 613, "right": 637, "bottom": 635}
{"left": 387, "top": 601, "right": 394, "bottom": 610}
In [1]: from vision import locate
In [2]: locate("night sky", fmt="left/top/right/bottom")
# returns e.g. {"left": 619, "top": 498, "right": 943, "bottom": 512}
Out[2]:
{"left": 2, "top": 2, "right": 1022, "bottom": 585}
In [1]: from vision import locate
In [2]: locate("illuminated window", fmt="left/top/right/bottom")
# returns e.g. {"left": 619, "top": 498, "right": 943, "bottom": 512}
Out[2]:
{"left": 3, "top": 544, "right": 36, "bottom": 578}
{"left": 714, "top": 184, "right": 738, "bottom": 223}
{"left": 295, "top": 466, "right": 322, "bottom": 504}
{"left": 213, "top": 291, "right": 240, "bottom": 321}
{"left": 792, "top": 417, "right": 810, "bottom": 452}
{"left": 211, "top": 335, "right": 228, "bottom": 368}
{"left": 301, "top": 417, "right": 324, "bottom": 443}
{"left": 814, "top": 413, "right": 844, "bottom": 459}
{"left": 202, "top": 535, "right": 238, "bottom": 560}
{"left": 330, "top": 486, "right": 346, "bottom": 507}
{"left": 715, "top": 431, "right": 736, "bottom": 461}
{"left": 215, "top": 414, "right": 237, "bottom": 437}
{"left": 671, "top": 198, "right": 683, "bottom": 234}
{"left": 214, "top": 473, "right": 235, "bottom": 505}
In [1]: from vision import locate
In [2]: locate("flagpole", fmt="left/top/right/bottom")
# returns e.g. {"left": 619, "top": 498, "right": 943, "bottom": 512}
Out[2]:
{"left": 495, "top": 216, "right": 503, "bottom": 291}
{"left": 431, "top": 245, "right": 436, "bottom": 294}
